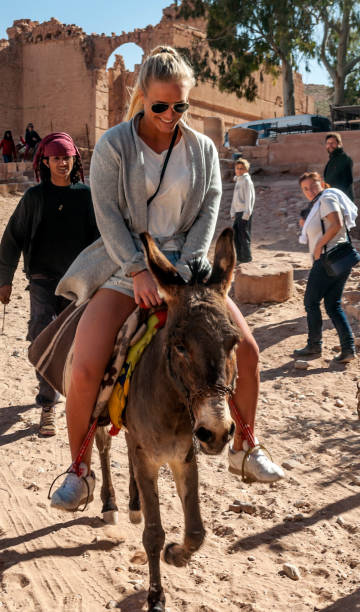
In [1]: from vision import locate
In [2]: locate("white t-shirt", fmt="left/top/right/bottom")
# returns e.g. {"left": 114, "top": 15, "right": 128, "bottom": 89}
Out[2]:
{"left": 306, "top": 192, "right": 347, "bottom": 257}
{"left": 141, "top": 136, "right": 190, "bottom": 250}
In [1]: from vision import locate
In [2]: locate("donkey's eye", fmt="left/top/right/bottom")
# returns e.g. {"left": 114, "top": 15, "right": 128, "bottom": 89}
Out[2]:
{"left": 175, "top": 344, "right": 186, "bottom": 355}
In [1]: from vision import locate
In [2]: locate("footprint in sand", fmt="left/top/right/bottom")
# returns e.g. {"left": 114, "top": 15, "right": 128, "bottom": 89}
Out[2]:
{"left": 62, "top": 593, "right": 83, "bottom": 611}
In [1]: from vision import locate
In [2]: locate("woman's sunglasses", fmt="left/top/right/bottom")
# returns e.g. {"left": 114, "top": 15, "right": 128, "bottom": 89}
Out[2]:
{"left": 151, "top": 102, "right": 190, "bottom": 114}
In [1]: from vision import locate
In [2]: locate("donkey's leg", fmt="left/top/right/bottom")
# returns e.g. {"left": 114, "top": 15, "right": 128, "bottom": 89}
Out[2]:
{"left": 133, "top": 453, "right": 165, "bottom": 612}
{"left": 95, "top": 427, "right": 118, "bottom": 524}
{"left": 126, "top": 435, "right": 142, "bottom": 524}
{"left": 165, "top": 451, "right": 205, "bottom": 568}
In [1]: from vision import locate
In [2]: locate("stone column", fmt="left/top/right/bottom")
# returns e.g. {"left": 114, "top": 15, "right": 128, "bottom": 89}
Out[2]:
{"left": 203, "top": 116, "right": 224, "bottom": 150}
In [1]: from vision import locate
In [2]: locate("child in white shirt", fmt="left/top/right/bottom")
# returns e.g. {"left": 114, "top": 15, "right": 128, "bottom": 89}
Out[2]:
{"left": 230, "top": 158, "right": 255, "bottom": 262}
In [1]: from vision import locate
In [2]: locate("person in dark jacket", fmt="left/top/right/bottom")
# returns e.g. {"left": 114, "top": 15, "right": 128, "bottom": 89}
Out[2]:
{"left": 0, "top": 132, "right": 99, "bottom": 437}
{"left": 24, "top": 123, "right": 41, "bottom": 160}
{"left": 0, "top": 130, "right": 17, "bottom": 162}
{"left": 324, "top": 132, "right": 354, "bottom": 200}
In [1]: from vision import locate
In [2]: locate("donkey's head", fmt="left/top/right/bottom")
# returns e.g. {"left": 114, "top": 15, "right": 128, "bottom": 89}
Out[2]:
{"left": 141, "top": 229, "right": 239, "bottom": 455}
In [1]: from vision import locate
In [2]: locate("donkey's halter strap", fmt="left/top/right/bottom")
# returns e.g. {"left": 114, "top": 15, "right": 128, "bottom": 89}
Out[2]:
{"left": 241, "top": 444, "right": 274, "bottom": 483}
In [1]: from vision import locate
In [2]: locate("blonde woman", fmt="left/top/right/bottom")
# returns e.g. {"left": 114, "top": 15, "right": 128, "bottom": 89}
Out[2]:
{"left": 51, "top": 47, "right": 283, "bottom": 511}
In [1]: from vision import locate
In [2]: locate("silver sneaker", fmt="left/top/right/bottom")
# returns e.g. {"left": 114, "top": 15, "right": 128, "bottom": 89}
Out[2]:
{"left": 228, "top": 439, "right": 284, "bottom": 482}
{"left": 50, "top": 462, "right": 95, "bottom": 511}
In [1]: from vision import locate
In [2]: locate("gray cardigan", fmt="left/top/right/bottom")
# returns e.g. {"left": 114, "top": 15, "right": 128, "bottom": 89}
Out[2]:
{"left": 57, "top": 115, "right": 222, "bottom": 304}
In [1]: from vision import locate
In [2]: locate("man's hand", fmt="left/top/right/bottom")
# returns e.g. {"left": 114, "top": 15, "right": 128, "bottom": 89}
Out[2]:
{"left": 0, "top": 285, "right": 12, "bottom": 304}
{"left": 313, "top": 244, "right": 323, "bottom": 261}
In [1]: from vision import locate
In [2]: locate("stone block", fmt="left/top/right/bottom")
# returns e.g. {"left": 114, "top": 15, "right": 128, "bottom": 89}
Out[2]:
{"left": 228, "top": 127, "right": 258, "bottom": 147}
{"left": 6, "top": 162, "right": 17, "bottom": 175}
{"left": 344, "top": 303, "right": 360, "bottom": 322}
{"left": 234, "top": 262, "right": 293, "bottom": 304}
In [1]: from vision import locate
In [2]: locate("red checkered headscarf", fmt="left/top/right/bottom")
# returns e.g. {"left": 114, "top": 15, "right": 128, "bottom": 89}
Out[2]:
{"left": 33, "top": 132, "right": 84, "bottom": 182}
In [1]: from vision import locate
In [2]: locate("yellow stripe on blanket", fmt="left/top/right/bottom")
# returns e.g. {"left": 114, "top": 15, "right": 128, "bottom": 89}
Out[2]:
{"left": 108, "top": 310, "right": 167, "bottom": 430}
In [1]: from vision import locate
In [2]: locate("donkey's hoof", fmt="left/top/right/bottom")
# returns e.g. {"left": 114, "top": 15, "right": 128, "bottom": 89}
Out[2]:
{"left": 149, "top": 604, "right": 164, "bottom": 612}
{"left": 148, "top": 589, "right": 165, "bottom": 612}
{"left": 102, "top": 510, "right": 119, "bottom": 524}
{"left": 129, "top": 509, "right": 142, "bottom": 524}
{"left": 162, "top": 543, "right": 188, "bottom": 568}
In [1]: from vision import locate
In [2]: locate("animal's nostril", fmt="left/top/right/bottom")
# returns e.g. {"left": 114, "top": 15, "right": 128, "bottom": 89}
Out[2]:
{"left": 229, "top": 422, "right": 235, "bottom": 437}
{"left": 195, "top": 427, "right": 213, "bottom": 443}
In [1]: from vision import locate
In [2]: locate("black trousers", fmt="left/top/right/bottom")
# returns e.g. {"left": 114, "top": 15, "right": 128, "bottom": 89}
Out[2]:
{"left": 27, "top": 278, "right": 70, "bottom": 406}
{"left": 233, "top": 212, "right": 252, "bottom": 263}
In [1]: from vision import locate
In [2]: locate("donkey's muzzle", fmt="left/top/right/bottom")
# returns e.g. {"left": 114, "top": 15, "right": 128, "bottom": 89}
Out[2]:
{"left": 195, "top": 420, "right": 235, "bottom": 455}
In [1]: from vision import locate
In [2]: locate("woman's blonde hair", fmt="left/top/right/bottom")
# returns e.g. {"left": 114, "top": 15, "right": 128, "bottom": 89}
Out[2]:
{"left": 125, "top": 46, "right": 195, "bottom": 121}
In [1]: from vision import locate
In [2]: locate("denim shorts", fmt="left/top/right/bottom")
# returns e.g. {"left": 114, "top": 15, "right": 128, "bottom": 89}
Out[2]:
{"left": 101, "top": 250, "right": 181, "bottom": 297}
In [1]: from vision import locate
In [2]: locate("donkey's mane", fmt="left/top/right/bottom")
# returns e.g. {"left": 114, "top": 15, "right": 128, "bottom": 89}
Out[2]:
{"left": 186, "top": 258, "right": 212, "bottom": 286}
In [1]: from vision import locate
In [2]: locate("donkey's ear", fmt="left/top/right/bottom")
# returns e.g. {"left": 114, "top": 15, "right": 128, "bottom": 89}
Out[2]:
{"left": 206, "top": 228, "right": 235, "bottom": 295}
{"left": 140, "top": 232, "right": 186, "bottom": 300}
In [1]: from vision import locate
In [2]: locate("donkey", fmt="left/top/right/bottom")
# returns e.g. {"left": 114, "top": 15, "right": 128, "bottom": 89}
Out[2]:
{"left": 95, "top": 228, "right": 240, "bottom": 611}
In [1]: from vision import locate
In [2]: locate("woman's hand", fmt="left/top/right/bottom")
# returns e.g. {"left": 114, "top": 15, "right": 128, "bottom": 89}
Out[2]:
{"left": 313, "top": 243, "right": 323, "bottom": 261}
{"left": 0, "top": 284, "right": 12, "bottom": 304}
{"left": 132, "top": 270, "right": 162, "bottom": 307}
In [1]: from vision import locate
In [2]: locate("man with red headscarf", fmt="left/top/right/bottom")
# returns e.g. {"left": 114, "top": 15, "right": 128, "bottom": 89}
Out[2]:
{"left": 0, "top": 132, "right": 99, "bottom": 436}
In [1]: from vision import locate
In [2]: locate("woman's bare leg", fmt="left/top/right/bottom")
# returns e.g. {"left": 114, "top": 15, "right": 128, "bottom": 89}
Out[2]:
{"left": 226, "top": 296, "right": 284, "bottom": 482}
{"left": 66, "top": 288, "right": 136, "bottom": 469}
{"left": 226, "top": 296, "right": 259, "bottom": 451}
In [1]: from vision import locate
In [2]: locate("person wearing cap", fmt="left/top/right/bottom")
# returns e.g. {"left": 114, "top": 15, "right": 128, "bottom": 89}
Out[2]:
{"left": 0, "top": 132, "right": 99, "bottom": 436}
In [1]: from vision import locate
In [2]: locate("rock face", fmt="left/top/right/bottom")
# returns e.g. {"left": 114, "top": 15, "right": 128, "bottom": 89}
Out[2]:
{"left": 234, "top": 262, "right": 293, "bottom": 304}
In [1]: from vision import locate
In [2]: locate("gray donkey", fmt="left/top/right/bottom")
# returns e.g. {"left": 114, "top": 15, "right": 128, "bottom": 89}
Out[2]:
{"left": 95, "top": 228, "right": 239, "bottom": 611}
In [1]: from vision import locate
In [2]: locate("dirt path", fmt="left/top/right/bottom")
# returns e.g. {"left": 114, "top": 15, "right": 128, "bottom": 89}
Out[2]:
{"left": 0, "top": 179, "right": 359, "bottom": 612}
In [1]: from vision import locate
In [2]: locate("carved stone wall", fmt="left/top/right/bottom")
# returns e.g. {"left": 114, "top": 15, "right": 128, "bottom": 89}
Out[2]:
{"left": 0, "top": 6, "right": 314, "bottom": 149}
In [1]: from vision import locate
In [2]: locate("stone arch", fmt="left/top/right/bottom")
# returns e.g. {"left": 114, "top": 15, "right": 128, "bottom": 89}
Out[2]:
{"left": 93, "top": 33, "right": 148, "bottom": 142}
{"left": 107, "top": 42, "right": 143, "bottom": 127}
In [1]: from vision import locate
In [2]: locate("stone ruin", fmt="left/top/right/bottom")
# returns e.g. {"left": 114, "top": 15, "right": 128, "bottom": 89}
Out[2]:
{"left": 0, "top": 4, "right": 313, "bottom": 150}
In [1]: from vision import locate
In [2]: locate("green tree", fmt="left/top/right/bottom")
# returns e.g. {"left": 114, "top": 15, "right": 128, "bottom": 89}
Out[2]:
{"left": 176, "top": 0, "right": 315, "bottom": 116}
{"left": 314, "top": 0, "right": 360, "bottom": 105}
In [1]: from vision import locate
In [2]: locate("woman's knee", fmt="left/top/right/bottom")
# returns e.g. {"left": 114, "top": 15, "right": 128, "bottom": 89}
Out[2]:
{"left": 70, "top": 359, "right": 105, "bottom": 393}
{"left": 324, "top": 297, "right": 341, "bottom": 318}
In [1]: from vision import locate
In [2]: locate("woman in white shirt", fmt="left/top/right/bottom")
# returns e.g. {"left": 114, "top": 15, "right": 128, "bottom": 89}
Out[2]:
{"left": 230, "top": 158, "right": 255, "bottom": 262}
{"left": 50, "top": 47, "right": 283, "bottom": 512}
{"left": 295, "top": 171, "right": 356, "bottom": 363}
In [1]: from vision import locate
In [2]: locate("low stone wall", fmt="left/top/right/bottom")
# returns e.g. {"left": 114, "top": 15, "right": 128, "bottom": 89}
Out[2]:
{"left": 0, "top": 161, "right": 34, "bottom": 182}
{"left": 229, "top": 131, "right": 360, "bottom": 179}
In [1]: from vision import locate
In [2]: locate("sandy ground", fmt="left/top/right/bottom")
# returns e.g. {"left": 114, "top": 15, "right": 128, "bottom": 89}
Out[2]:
{"left": 0, "top": 177, "right": 359, "bottom": 612}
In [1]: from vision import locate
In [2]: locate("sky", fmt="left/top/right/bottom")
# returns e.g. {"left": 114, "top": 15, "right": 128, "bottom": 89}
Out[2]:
{"left": 0, "top": 0, "right": 330, "bottom": 85}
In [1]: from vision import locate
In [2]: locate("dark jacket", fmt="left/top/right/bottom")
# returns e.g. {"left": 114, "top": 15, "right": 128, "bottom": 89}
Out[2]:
{"left": 324, "top": 147, "right": 354, "bottom": 200}
{"left": 25, "top": 129, "right": 41, "bottom": 148}
{"left": 0, "top": 183, "right": 99, "bottom": 286}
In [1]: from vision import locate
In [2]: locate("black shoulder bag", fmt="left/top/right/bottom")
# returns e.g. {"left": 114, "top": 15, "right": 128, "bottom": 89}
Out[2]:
{"left": 320, "top": 204, "right": 360, "bottom": 277}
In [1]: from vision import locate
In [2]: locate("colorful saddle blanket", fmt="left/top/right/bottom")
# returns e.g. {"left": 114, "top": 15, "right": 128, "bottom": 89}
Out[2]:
{"left": 107, "top": 310, "right": 167, "bottom": 433}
